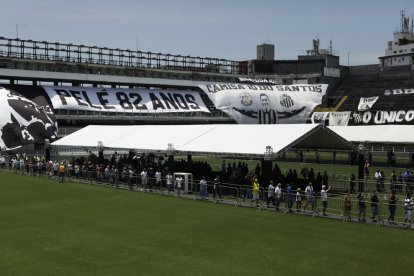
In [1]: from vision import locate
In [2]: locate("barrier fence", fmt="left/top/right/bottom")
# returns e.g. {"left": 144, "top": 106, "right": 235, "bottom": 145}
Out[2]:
{"left": 334, "top": 178, "right": 414, "bottom": 194}
{"left": 1, "top": 163, "right": 412, "bottom": 229}
{"left": 0, "top": 37, "right": 240, "bottom": 74}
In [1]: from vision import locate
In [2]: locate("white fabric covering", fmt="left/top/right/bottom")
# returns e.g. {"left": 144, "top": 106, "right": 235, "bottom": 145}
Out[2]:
{"left": 52, "top": 124, "right": 355, "bottom": 156}
{"left": 329, "top": 125, "right": 414, "bottom": 144}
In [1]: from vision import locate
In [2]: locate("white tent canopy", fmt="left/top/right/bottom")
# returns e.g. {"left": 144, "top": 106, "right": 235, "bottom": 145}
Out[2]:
{"left": 329, "top": 125, "right": 414, "bottom": 144}
{"left": 52, "top": 124, "right": 356, "bottom": 158}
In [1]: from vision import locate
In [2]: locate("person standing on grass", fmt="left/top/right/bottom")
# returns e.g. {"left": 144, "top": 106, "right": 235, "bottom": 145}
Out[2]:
{"left": 404, "top": 192, "right": 413, "bottom": 228}
{"left": 141, "top": 168, "right": 148, "bottom": 191}
{"left": 274, "top": 183, "right": 282, "bottom": 211}
{"left": 266, "top": 181, "right": 275, "bottom": 208}
{"left": 155, "top": 169, "right": 162, "bottom": 190}
{"left": 343, "top": 190, "right": 352, "bottom": 221}
{"left": 58, "top": 162, "right": 65, "bottom": 183}
{"left": 199, "top": 176, "right": 208, "bottom": 199}
{"left": 251, "top": 178, "right": 260, "bottom": 207}
{"left": 387, "top": 190, "right": 397, "bottom": 224}
{"left": 53, "top": 161, "right": 58, "bottom": 177}
{"left": 286, "top": 183, "right": 294, "bottom": 212}
{"left": 176, "top": 175, "right": 183, "bottom": 197}
{"left": 128, "top": 168, "right": 134, "bottom": 190}
{"left": 320, "top": 185, "right": 331, "bottom": 216}
{"left": 357, "top": 193, "right": 367, "bottom": 222}
{"left": 213, "top": 175, "right": 222, "bottom": 200}
{"left": 302, "top": 182, "right": 314, "bottom": 213}
{"left": 370, "top": 191, "right": 379, "bottom": 222}
{"left": 74, "top": 163, "right": 80, "bottom": 179}
{"left": 295, "top": 188, "right": 302, "bottom": 212}
{"left": 166, "top": 172, "right": 173, "bottom": 194}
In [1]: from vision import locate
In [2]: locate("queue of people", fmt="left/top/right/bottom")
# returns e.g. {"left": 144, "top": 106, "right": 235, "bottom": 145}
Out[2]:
{"left": 259, "top": 177, "right": 414, "bottom": 228}
{"left": 2, "top": 153, "right": 413, "bottom": 229}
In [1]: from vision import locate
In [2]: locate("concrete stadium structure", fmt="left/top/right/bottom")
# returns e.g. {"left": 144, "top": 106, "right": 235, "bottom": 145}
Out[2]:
{"left": 1, "top": 10, "right": 414, "bottom": 158}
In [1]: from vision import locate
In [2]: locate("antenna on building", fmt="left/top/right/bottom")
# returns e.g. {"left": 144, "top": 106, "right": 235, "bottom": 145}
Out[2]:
{"left": 16, "top": 24, "right": 19, "bottom": 38}
{"left": 312, "top": 38, "right": 320, "bottom": 55}
{"left": 400, "top": 10, "right": 411, "bottom": 33}
{"left": 329, "top": 40, "right": 333, "bottom": 55}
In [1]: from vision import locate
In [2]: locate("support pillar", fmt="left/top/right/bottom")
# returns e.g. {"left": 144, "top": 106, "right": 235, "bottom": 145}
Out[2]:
{"left": 261, "top": 159, "right": 273, "bottom": 185}
{"left": 168, "top": 155, "right": 174, "bottom": 167}
{"left": 44, "top": 139, "right": 51, "bottom": 162}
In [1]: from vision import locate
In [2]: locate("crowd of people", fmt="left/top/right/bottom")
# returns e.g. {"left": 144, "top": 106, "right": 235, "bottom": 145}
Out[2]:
{"left": 232, "top": 158, "right": 414, "bottom": 228}
{"left": 256, "top": 176, "right": 414, "bottom": 228}
{"left": 2, "top": 152, "right": 413, "bottom": 229}
{"left": 349, "top": 161, "right": 414, "bottom": 194}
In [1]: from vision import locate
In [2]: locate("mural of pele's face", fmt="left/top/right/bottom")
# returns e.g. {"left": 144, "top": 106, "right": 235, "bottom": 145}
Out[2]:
{"left": 260, "top": 93, "right": 270, "bottom": 112}
{"left": 0, "top": 87, "right": 58, "bottom": 150}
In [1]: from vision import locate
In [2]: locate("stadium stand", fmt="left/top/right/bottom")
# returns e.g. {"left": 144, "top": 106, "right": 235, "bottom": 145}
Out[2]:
{"left": 330, "top": 75, "right": 414, "bottom": 111}
{"left": 331, "top": 73, "right": 414, "bottom": 113}
{"left": 2, "top": 10, "right": 414, "bottom": 152}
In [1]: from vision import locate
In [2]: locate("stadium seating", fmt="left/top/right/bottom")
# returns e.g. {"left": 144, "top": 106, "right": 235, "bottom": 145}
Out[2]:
{"left": 331, "top": 73, "right": 414, "bottom": 112}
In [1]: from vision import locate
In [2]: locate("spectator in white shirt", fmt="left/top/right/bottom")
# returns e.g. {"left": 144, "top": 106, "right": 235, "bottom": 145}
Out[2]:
{"left": 302, "top": 182, "right": 314, "bottom": 213}
{"left": 320, "top": 185, "right": 331, "bottom": 216}
{"left": 175, "top": 175, "right": 183, "bottom": 197}
{"left": 274, "top": 183, "right": 282, "bottom": 211}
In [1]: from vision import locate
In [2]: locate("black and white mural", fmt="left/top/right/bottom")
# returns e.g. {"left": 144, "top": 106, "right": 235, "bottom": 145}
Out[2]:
{"left": 0, "top": 87, "right": 58, "bottom": 150}
{"left": 198, "top": 83, "right": 327, "bottom": 124}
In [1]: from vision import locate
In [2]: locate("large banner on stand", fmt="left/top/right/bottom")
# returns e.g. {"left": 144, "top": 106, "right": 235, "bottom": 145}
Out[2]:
{"left": 43, "top": 86, "right": 209, "bottom": 113}
{"left": 198, "top": 83, "right": 327, "bottom": 124}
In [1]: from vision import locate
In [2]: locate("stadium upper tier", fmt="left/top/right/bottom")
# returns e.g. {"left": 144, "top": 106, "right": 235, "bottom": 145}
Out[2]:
{"left": 332, "top": 73, "right": 414, "bottom": 112}
{"left": 0, "top": 36, "right": 329, "bottom": 87}
{"left": 0, "top": 36, "right": 239, "bottom": 74}
{"left": 0, "top": 36, "right": 249, "bottom": 86}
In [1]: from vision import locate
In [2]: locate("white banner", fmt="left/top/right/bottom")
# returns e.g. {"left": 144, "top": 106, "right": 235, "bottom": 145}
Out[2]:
{"left": 329, "top": 112, "right": 351, "bottom": 126}
{"left": 43, "top": 86, "right": 209, "bottom": 113}
{"left": 353, "top": 110, "right": 414, "bottom": 125}
{"left": 198, "top": 83, "right": 327, "bottom": 124}
{"left": 357, "top": 96, "right": 379, "bottom": 111}
{"left": 311, "top": 112, "right": 329, "bottom": 124}
{"left": 238, "top": 77, "right": 282, "bottom": 85}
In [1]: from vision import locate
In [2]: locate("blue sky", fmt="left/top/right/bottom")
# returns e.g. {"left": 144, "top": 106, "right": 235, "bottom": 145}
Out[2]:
{"left": 0, "top": 0, "right": 413, "bottom": 65}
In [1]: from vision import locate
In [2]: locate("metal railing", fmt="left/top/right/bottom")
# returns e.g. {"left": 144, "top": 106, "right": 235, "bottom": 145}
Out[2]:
{"left": 53, "top": 108, "right": 229, "bottom": 119}
{"left": 0, "top": 37, "right": 240, "bottom": 75}
{"left": 1, "top": 164, "right": 412, "bottom": 228}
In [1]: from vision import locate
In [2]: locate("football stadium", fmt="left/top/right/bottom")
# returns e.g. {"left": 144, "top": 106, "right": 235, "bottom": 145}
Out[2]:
{"left": 1, "top": 8, "right": 414, "bottom": 275}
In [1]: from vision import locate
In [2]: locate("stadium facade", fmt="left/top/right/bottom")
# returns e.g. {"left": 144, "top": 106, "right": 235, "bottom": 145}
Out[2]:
{"left": 1, "top": 11, "right": 414, "bottom": 153}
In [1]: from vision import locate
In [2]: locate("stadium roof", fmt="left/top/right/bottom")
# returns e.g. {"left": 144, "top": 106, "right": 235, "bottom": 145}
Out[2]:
{"left": 51, "top": 124, "right": 356, "bottom": 158}
{"left": 328, "top": 125, "right": 414, "bottom": 144}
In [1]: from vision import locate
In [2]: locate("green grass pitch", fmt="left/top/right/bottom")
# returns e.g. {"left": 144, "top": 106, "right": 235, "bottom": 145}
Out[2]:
{"left": 0, "top": 172, "right": 412, "bottom": 275}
